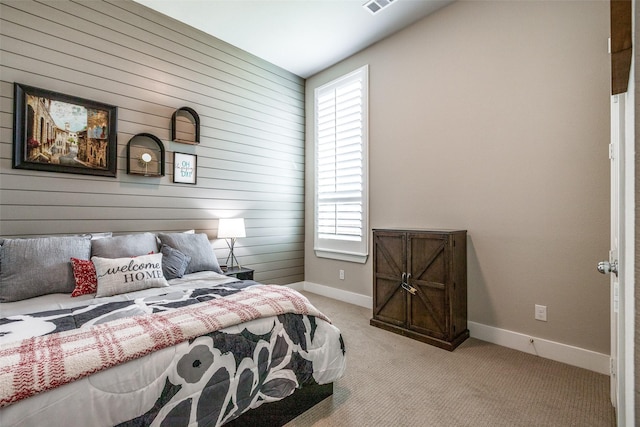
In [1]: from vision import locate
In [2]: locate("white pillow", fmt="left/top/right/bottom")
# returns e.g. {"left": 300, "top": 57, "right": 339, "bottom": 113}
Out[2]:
{"left": 93, "top": 253, "right": 169, "bottom": 297}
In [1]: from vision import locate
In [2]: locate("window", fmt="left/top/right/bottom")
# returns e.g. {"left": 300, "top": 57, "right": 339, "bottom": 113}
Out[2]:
{"left": 314, "top": 65, "right": 369, "bottom": 263}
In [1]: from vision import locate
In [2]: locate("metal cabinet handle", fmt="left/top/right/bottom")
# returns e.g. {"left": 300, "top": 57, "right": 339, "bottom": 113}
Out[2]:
{"left": 400, "top": 272, "right": 416, "bottom": 295}
{"left": 401, "top": 282, "right": 417, "bottom": 295}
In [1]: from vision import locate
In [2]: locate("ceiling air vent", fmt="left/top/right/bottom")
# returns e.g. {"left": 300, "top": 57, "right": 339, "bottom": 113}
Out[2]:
{"left": 363, "top": 0, "right": 397, "bottom": 15}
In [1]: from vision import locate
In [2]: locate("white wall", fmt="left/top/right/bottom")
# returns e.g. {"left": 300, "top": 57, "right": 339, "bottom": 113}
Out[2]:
{"left": 305, "top": 1, "right": 611, "bottom": 355}
{"left": 0, "top": 0, "right": 305, "bottom": 284}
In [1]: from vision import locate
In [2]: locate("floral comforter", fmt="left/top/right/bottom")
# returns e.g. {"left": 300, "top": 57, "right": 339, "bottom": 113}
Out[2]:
{"left": 0, "top": 279, "right": 346, "bottom": 426}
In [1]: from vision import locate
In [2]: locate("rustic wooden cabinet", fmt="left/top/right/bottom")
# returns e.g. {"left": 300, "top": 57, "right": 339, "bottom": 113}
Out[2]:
{"left": 370, "top": 229, "right": 469, "bottom": 351}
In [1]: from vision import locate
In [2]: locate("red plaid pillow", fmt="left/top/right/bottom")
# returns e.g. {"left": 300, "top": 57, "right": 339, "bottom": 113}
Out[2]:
{"left": 70, "top": 257, "right": 98, "bottom": 297}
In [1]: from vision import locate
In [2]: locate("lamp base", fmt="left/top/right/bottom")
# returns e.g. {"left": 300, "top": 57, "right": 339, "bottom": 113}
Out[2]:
{"left": 225, "top": 238, "right": 241, "bottom": 270}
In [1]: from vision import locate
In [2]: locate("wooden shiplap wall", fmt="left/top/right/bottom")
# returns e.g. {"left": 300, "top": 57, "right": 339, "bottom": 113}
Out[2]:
{"left": 0, "top": 0, "right": 305, "bottom": 284}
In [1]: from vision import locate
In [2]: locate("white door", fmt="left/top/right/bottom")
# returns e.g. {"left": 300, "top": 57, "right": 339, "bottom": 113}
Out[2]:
{"left": 603, "top": 86, "right": 635, "bottom": 426}
{"left": 601, "top": 94, "right": 623, "bottom": 414}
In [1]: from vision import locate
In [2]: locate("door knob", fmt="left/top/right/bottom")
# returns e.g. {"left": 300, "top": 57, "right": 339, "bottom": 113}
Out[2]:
{"left": 597, "top": 260, "right": 618, "bottom": 276}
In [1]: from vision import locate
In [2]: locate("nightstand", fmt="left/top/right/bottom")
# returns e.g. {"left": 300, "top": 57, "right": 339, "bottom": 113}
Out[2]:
{"left": 223, "top": 266, "right": 254, "bottom": 280}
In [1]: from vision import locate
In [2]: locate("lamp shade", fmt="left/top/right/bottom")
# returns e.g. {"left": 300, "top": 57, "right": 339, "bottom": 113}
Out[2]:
{"left": 217, "top": 218, "right": 246, "bottom": 239}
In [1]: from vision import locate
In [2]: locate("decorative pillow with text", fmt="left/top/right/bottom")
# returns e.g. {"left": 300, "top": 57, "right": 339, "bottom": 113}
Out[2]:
{"left": 93, "top": 253, "right": 169, "bottom": 297}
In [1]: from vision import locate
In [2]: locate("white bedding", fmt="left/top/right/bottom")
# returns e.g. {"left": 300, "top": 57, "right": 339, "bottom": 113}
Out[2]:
{"left": 0, "top": 272, "right": 346, "bottom": 427}
{"left": 0, "top": 270, "right": 236, "bottom": 318}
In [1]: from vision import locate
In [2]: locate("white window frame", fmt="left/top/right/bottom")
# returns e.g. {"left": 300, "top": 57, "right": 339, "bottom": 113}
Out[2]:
{"left": 314, "top": 65, "right": 369, "bottom": 263}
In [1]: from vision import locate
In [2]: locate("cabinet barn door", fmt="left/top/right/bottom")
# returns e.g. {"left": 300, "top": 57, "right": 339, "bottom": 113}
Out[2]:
{"left": 407, "top": 232, "right": 449, "bottom": 340}
{"left": 372, "top": 231, "right": 406, "bottom": 327}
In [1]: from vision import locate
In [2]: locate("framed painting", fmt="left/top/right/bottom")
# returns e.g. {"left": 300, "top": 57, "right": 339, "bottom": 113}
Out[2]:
{"left": 173, "top": 152, "right": 197, "bottom": 184}
{"left": 12, "top": 83, "right": 118, "bottom": 177}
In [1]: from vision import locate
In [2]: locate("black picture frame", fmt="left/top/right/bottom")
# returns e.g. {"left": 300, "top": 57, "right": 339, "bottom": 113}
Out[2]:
{"left": 173, "top": 152, "right": 197, "bottom": 184}
{"left": 171, "top": 106, "right": 200, "bottom": 144}
{"left": 126, "top": 133, "right": 166, "bottom": 177}
{"left": 171, "top": 107, "right": 200, "bottom": 144}
{"left": 12, "top": 83, "right": 118, "bottom": 177}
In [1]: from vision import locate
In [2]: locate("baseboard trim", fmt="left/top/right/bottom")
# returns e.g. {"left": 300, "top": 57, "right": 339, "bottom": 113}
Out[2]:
{"left": 286, "top": 281, "right": 305, "bottom": 291}
{"left": 468, "top": 321, "right": 610, "bottom": 375}
{"left": 290, "top": 282, "right": 609, "bottom": 375}
{"left": 298, "top": 281, "right": 373, "bottom": 308}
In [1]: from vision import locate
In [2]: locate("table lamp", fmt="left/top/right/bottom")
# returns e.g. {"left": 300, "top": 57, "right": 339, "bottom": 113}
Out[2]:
{"left": 217, "top": 218, "right": 246, "bottom": 270}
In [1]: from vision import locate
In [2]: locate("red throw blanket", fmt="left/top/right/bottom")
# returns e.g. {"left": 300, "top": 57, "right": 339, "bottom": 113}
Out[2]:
{"left": 0, "top": 285, "right": 329, "bottom": 407}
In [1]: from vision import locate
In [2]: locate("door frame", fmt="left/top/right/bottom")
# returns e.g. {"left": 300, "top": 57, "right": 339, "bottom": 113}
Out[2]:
{"left": 612, "top": 29, "right": 636, "bottom": 427}
{"left": 620, "top": 60, "right": 635, "bottom": 426}
{"left": 610, "top": 89, "right": 635, "bottom": 427}
{"left": 608, "top": 1, "right": 635, "bottom": 423}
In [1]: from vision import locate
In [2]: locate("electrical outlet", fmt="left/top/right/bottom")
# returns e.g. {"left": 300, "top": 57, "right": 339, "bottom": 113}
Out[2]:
{"left": 339, "top": 269, "right": 345, "bottom": 280}
{"left": 535, "top": 304, "right": 547, "bottom": 321}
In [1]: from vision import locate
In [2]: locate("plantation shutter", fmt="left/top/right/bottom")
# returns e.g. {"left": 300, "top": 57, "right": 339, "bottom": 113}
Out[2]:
{"left": 314, "top": 65, "right": 368, "bottom": 263}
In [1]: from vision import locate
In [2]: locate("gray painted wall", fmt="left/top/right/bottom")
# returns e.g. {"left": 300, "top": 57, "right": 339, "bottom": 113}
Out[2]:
{"left": 0, "top": 0, "right": 305, "bottom": 285}
{"left": 305, "top": 1, "right": 612, "bottom": 354}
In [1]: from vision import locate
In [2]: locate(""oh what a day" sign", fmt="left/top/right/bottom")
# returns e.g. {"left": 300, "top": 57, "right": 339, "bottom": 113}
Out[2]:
{"left": 174, "top": 152, "right": 197, "bottom": 185}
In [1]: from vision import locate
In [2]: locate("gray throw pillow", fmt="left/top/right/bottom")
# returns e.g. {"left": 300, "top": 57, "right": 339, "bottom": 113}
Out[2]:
{"left": 91, "top": 233, "right": 158, "bottom": 258}
{"left": 160, "top": 244, "right": 191, "bottom": 279}
{"left": 0, "top": 235, "right": 92, "bottom": 302}
{"left": 157, "top": 233, "right": 223, "bottom": 274}
{"left": 86, "top": 232, "right": 113, "bottom": 240}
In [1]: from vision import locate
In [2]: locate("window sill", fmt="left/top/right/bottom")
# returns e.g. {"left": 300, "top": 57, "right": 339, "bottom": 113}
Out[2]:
{"left": 314, "top": 249, "right": 368, "bottom": 264}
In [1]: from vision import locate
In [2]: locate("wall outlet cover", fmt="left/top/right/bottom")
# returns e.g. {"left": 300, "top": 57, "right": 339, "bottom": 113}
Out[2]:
{"left": 535, "top": 304, "right": 547, "bottom": 321}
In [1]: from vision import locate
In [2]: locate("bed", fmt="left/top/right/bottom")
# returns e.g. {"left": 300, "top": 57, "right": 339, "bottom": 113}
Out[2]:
{"left": 0, "top": 232, "right": 346, "bottom": 426}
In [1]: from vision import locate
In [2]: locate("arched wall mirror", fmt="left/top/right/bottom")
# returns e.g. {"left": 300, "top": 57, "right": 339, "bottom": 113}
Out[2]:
{"left": 126, "top": 133, "right": 165, "bottom": 177}
{"left": 171, "top": 107, "right": 200, "bottom": 144}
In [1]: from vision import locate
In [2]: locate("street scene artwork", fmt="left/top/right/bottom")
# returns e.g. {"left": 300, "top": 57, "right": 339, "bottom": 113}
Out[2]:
{"left": 13, "top": 84, "right": 117, "bottom": 177}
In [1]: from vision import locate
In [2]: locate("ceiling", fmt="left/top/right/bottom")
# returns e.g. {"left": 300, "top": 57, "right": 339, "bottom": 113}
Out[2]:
{"left": 134, "top": 0, "right": 454, "bottom": 78}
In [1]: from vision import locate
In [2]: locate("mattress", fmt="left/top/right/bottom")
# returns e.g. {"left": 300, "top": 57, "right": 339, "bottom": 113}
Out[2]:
{"left": 0, "top": 271, "right": 346, "bottom": 426}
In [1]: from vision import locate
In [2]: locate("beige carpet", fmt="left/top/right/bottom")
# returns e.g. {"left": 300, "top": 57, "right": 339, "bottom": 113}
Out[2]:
{"left": 286, "top": 292, "right": 616, "bottom": 427}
